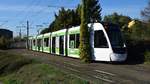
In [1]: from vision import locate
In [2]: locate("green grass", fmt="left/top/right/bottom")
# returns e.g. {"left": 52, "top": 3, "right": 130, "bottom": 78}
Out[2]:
{"left": 0, "top": 51, "right": 89, "bottom": 84}
{"left": 0, "top": 51, "right": 32, "bottom": 76}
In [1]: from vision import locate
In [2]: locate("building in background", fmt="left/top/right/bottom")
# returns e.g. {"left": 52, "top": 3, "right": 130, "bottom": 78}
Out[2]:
{"left": 0, "top": 29, "right": 13, "bottom": 39}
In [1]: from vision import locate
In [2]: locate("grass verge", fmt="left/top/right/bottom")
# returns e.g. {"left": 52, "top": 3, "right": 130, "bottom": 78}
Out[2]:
{"left": 0, "top": 51, "right": 89, "bottom": 84}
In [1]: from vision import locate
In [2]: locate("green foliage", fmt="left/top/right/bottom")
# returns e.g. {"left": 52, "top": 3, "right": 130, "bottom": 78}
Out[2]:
{"left": 0, "top": 52, "right": 32, "bottom": 75}
{"left": 41, "top": 0, "right": 101, "bottom": 33}
{"left": 129, "top": 20, "right": 150, "bottom": 41}
{"left": 40, "top": 28, "right": 50, "bottom": 34}
{"left": 79, "top": 0, "right": 102, "bottom": 63}
{"left": 129, "top": 20, "right": 144, "bottom": 40}
{"left": 103, "top": 13, "right": 150, "bottom": 41}
{"left": 2, "top": 64, "right": 89, "bottom": 84}
{"left": 41, "top": 8, "right": 78, "bottom": 33}
{"left": 0, "top": 52, "right": 88, "bottom": 84}
{"left": 0, "top": 36, "right": 11, "bottom": 49}
{"left": 49, "top": 7, "right": 81, "bottom": 32}
{"left": 85, "top": 0, "right": 102, "bottom": 23}
{"left": 79, "top": 22, "right": 91, "bottom": 63}
{"left": 103, "top": 12, "right": 131, "bottom": 30}
{"left": 144, "top": 51, "right": 150, "bottom": 63}
{"left": 3, "top": 79, "right": 23, "bottom": 84}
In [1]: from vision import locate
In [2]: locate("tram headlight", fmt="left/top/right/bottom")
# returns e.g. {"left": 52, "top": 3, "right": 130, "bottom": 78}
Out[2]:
{"left": 110, "top": 53, "right": 115, "bottom": 61}
{"left": 110, "top": 53, "right": 121, "bottom": 61}
{"left": 110, "top": 53, "right": 127, "bottom": 61}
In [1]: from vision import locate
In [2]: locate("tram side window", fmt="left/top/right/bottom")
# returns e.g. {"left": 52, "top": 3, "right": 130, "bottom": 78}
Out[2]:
{"left": 69, "top": 34, "right": 80, "bottom": 48}
{"left": 37, "top": 39, "right": 39, "bottom": 47}
{"left": 29, "top": 40, "right": 32, "bottom": 46}
{"left": 52, "top": 37, "right": 56, "bottom": 45}
{"left": 52, "top": 37, "right": 56, "bottom": 53}
{"left": 30, "top": 40, "right": 32, "bottom": 45}
{"left": 76, "top": 34, "right": 80, "bottom": 48}
{"left": 69, "top": 34, "right": 75, "bottom": 48}
{"left": 94, "top": 30, "right": 108, "bottom": 48}
{"left": 33, "top": 40, "right": 36, "bottom": 46}
{"left": 37, "top": 39, "right": 42, "bottom": 47}
{"left": 44, "top": 38, "right": 49, "bottom": 47}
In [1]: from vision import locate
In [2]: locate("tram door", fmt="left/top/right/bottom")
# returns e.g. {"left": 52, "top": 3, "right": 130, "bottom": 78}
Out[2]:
{"left": 59, "top": 36, "right": 64, "bottom": 55}
{"left": 37, "top": 39, "right": 40, "bottom": 51}
{"left": 94, "top": 30, "right": 110, "bottom": 61}
{"left": 52, "top": 37, "right": 56, "bottom": 53}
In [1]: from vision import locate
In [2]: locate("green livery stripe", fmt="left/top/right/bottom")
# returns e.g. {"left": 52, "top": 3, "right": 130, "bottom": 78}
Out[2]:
{"left": 68, "top": 27, "right": 80, "bottom": 34}
{"left": 29, "top": 37, "right": 32, "bottom": 39}
{"left": 56, "top": 47, "right": 59, "bottom": 54}
{"left": 43, "top": 33, "right": 51, "bottom": 38}
{"left": 34, "top": 47, "right": 42, "bottom": 51}
{"left": 39, "top": 47, "right": 42, "bottom": 51}
{"left": 43, "top": 47, "right": 50, "bottom": 53}
{"left": 68, "top": 49, "right": 80, "bottom": 58}
{"left": 37, "top": 35, "right": 43, "bottom": 39}
{"left": 44, "top": 36, "right": 50, "bottom": 38}
{"left": 32, "top": 46, "right": 37, "bottom": 51}
{"left": 51, "top": 30, "right": 66, "bottom": 37}
{"left": 32, "top": 36, "right": 36, "bottom": 39}
{"left": 52, "top": 33, "right": 66, "bottom": 37}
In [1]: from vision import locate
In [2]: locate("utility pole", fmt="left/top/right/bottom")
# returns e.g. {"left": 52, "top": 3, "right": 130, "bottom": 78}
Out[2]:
{"left": 27, "top": 20, "right": 29, "bottom": 49}
{"left": 19, "top": 27, "right": 22, "bottom": 39}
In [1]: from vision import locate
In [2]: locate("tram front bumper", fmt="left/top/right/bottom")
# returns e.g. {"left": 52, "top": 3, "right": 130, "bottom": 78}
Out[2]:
{"left": 110, "top": 53, "right": 127, "bottom": 62}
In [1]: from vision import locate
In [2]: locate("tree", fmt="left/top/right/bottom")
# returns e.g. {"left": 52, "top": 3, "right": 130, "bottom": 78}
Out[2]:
{"left": 129, "top": 20, "right": 145, "bottom": 40}
{"left": 79, "top": 0, "right": 92, "bottom": 63}
{"left": 79, "top": 0, "right": 101, "bottom": 62}
{"left": 141, "top": 0, "right": 150, "bottom": 22}
{"left": 0, "top": 36, "right": 11, "bottom": 49}
{"left": 126, "top": 19, "right": 150, "bottom": 41}
{"left": 103, "top": 12, "right": 132, "bottom": 30}
{"left": 103, "top": 12, "right": 119, "bottom": 24}
{"left": 42, "top": 0, "right": 101, "bottom": 33}
{"left": 86, "top": 0, "right": 102, "bottom": 23}
{"left": 40, "top": 28, "right": 50, "bottom": 34}
{"left": 48, "top": 7, "right": 81, "bottom": 32}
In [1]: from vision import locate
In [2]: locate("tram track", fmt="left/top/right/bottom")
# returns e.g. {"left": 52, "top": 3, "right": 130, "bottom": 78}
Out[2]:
{"left": 63, "top": 61, "right": 116, "bottom": 83}
{"left": 51, "top": 60, "right": 115, "bottom": 84}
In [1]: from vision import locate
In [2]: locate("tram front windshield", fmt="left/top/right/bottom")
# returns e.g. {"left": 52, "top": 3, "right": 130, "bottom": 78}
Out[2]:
{"left": 105, "top": 25, "right": 126, "bottom": 54}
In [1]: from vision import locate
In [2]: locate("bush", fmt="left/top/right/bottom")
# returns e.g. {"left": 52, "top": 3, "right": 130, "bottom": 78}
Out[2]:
{"left": 0, "top": 36, "right": 11, "bottom": 49}
{"left": 144, "top": 51, "right": 150, "bottom": 63}
{"left": 126, "top": 20, "right": 150, "bottom": 41}
{"left": 0, "top": 52, "right": 32, "bottom": 75}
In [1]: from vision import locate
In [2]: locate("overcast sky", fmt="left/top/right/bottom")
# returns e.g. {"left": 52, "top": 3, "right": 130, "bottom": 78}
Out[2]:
{"left": 0, "top": 0, "right": 148, "bottom": 36}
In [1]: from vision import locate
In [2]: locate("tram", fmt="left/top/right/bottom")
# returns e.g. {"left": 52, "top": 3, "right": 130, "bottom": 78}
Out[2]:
{"left": 29, "top": 23, "right": 127, "bottom": 62}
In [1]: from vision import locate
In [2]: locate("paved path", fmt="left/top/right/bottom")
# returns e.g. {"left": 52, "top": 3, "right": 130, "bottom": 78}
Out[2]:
{"left": 6, "top": 49, "right": 150, "bottom": 84}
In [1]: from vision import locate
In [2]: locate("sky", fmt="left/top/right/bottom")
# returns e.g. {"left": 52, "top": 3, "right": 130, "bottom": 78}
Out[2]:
{"left": 0, "top": 0, "right": 148, "bottom": 36}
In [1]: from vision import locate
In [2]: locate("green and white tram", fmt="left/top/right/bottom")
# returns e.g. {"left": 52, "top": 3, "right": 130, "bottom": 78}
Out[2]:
{"left": 29, "top": 23, "right": 127, "bottom": 62}
{"left": 43, "top": 33, "right": 51, "bottom": 53}
{"left": 37, "top": 34, "right": 43, "bottom": 52}
{"left": 51, "top": 29, "right": 66, "bottom": 55}
{"left": 31, "top": 36, "right": 37, "bottom": 51}
{"left": 29, "top": 37, "right": 33, "bottom": 50}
